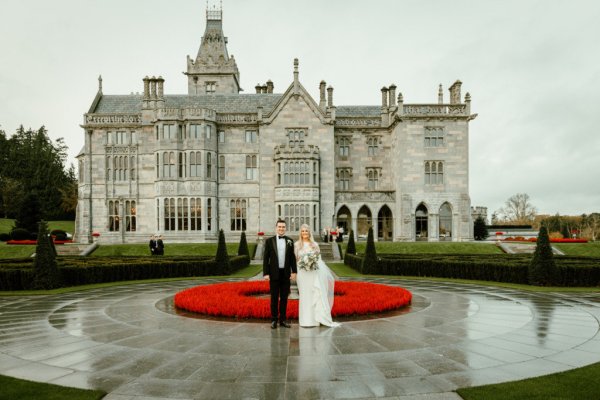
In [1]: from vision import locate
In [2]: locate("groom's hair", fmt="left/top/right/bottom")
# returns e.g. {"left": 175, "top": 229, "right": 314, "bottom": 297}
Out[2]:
{"left": 276, "top": 218, "right": 286, "bottom": 226}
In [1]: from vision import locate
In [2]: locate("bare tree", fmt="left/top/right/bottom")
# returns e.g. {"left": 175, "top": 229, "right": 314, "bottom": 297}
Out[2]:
{"left": 495, "top": 193, "right": 538, "bottom": 225}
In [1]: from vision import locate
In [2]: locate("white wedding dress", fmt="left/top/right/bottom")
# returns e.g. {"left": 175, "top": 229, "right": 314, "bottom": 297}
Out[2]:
{"left": 297, "top": 242, "right": 341, "bottom": 328}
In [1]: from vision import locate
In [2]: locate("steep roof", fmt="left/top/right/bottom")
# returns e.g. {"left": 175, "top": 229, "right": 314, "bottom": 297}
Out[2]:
{"left": 92, "top": 94, "right": 283, "bottom": 114}
{"left": 335, "top": 106, "right": 381, "bottom": 117}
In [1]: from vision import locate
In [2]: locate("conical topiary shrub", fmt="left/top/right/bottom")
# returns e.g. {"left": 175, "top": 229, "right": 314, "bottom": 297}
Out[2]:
{"left": 237, "top": 231, "right": 249, "bottom": 257}
{"left": 215, "top": 229, "right": 231, "bottom": 275}
{"left": 528, "top": 225, "right": 556, "bottom": 286}
{"left": 346, "top": 229, "right": 356, "bottom": 255}
{"left": 32, "top": 220, "right": 61, "bottom": 290}
{"left": 344, "top": 229, "right": 356, "bottom": 265}
{"left": 361, "top": 227, "right": 378, "bottom": 274}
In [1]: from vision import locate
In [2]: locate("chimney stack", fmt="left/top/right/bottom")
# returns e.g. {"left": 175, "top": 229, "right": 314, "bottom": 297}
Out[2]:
{"left": 266, "top": 80, "right": 274, "bottom": 93}
{"left": 388, "top": 84, "right": 396, "bottom": 107}
{"left": 319, "top": 81, "right": 326, "bottom": 108}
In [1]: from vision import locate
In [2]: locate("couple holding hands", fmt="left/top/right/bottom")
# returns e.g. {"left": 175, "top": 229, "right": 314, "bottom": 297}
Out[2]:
{"left": 263, "top": 219, "right": 340, "bottom": 329}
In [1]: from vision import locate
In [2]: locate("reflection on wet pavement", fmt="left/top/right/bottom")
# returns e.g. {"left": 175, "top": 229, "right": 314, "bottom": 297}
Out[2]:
{"left": 1, "top": 277, "right": 599, "bottom": 399}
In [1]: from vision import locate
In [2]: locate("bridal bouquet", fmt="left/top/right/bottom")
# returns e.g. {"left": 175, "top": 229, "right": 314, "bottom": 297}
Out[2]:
{"left": 298, "top": 251, "right": 320, "bottom": 271}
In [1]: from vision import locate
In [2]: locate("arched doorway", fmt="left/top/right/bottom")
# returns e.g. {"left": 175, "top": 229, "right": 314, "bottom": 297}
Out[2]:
{"left": 377, "top": 205, "right": 393, "bottom": 241}
{"left": 357, "top": 205, "right": 372, "bottom": 240}
{"left": 336, "top": 206, "right": 352, "bottom": 237}
{"left": 439, "top": 202, "right": 452, "bottom": 241}
{"left": 415, "top": 203, "right": 428, "bottom": 240}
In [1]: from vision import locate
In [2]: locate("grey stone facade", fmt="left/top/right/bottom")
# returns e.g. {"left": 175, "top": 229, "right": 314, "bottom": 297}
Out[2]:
{"left": 75, "top": 9, "right": 477, "bottom": 244}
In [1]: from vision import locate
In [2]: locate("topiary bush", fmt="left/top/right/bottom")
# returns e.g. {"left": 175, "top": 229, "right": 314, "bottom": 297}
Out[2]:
{"left": 529, "top": 225, "right": 557, "bottom": 286}
{"left": 50, "top": 229, "right": 68, "bottom": 241}
{"left": 32, "top": 220, "right": 61, "bottom": 290}
{"left": 361, "top": 227, "right": 378, "bottom": 274}
{"left": 346, "top": 230, "right": 356, "bottom": 255}
{"left": 473, "top": 216, "right": 489, "bottom": 240}
{"left": 0, "top": 233, "right": 10, "bottom": 242}
{"left": 237, "top": 231, "right": 249, "bottom": 257}
{"left": 215, "top": 229, "right": 231, "bottom": 274}
{"left": 10, "top": 228, "right": 30, "bottom": 241}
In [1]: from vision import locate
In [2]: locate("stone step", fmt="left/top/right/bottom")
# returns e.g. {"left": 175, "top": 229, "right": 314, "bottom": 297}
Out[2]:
{"left": 55, "top": 244, "right": 89, "bottom": 256}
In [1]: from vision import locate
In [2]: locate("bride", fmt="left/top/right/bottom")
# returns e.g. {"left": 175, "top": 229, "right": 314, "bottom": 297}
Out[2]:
{"left": 295, "top": 224, "right": 340, "bottom": 328}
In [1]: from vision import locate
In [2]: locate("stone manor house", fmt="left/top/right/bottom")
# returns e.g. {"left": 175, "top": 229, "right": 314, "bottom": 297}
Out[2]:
{"left": 75, "top": 8, "right": 478, "bottom": 244}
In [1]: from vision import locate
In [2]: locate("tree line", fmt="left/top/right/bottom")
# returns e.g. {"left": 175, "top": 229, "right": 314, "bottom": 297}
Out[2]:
{"left": 490, "top": 193, "right": 599, "bottom": 240}
{"left": 0, "top": 126, "right": 77, "bottom": 233}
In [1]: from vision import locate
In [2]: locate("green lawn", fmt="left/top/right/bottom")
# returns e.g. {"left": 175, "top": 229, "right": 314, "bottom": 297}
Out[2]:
{"left": 0, "top": 218, "right": 75, "bottom": 234}
{"left": 554, "top": 242, "right": 600, "bottom": 257}
{"left": 0, "top": 374, "right": 105, "bottom": 400}
{"left": 0, "top": 242, "right": 35, "bottom": 258}
{"left": 92, "top": 243, "right": 256, "bottom": 257}
{"left": 457, "top": 362, "right": 600, "bottom": 400}
{"left": 346, "top": 241, "right": 503, "bottom": 254}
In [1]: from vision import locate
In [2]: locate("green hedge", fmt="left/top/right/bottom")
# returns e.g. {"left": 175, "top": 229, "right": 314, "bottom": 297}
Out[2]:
{"left": 0, "top": 255, "right": 250, "bottom": 291}
{"left": 345, "top": 253, "right": 600, "bottom": 287}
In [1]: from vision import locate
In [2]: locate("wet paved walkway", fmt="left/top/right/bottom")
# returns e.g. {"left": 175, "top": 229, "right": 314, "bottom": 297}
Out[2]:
{"left": 1, "top": 277, "right": 599, "bottom": 400}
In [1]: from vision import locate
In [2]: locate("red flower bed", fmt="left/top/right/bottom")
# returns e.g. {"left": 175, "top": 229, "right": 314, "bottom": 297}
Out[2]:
{"left": 7, "top": 240, "right": 73, "bottom": 245}
{"left": 174, "top": 281, "right": 412, "bottom": 320}
{"left": 502, "top": 237, "right": 588, "bottom": 243}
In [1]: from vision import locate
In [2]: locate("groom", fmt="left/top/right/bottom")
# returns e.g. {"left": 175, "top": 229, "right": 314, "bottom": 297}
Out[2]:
{"left": 263, "top": 219, "right": 297, "bottom": 329}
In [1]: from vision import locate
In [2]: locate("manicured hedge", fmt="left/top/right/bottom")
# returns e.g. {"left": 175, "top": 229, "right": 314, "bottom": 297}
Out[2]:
{"left": 0, "top": 255, "right": 250, "bottom": 291}
{"left": 345, "top": 253, "right": 600, "bottom": 287}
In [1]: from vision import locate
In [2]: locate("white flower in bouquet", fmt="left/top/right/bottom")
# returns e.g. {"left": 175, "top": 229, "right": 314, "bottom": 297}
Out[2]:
{"left": 299, "top": 251, "right": 320, "bottom": 271}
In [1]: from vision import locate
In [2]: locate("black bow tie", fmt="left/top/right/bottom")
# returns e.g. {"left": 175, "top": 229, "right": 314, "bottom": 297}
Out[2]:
{"left": 278, "top": 236, "right": 285, "bottom": 240}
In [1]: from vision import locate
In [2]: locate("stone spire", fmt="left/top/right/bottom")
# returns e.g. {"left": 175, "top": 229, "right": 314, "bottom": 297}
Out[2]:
{"left": 185, "top": 5, "right": 241, "bottom": 94}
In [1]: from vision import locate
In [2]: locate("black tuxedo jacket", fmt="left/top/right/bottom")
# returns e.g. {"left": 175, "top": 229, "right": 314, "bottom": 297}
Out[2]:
{"left": 263, "top": 235, "right": 297, "bottom": 281}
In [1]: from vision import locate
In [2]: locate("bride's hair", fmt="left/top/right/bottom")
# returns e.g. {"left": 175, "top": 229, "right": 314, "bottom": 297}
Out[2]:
{"left": 295, "top": 223, "right": 316, "bottom": 257}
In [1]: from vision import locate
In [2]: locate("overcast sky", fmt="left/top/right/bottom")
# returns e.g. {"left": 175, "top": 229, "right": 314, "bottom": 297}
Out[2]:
{"left": 1, "top": 0, "right": 598, "bottom": 217}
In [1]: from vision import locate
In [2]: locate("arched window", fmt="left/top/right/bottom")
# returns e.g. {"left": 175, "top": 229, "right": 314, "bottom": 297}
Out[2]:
{"left": 439, "top": 203, "right": 452, "bottom": 240}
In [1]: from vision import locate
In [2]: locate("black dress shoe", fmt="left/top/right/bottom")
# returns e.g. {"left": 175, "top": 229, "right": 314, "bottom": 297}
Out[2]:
{"left": 279, "top": 321, "right": 291, "bottom": 328}
{"left": 271, "top": 321, "right": 277, "bottom": 329}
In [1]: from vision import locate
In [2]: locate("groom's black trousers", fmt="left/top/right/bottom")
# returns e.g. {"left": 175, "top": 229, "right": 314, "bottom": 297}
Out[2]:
{"left": 269, "top": 277, "right": 290, "bottom": 323}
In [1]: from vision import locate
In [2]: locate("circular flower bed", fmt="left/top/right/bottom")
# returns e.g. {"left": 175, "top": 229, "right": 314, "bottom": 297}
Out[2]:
{"left": 174, "top": 281, "right": 412, "bottom": 320}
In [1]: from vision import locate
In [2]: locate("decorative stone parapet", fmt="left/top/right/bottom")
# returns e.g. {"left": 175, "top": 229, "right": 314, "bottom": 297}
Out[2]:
{"left": 335, "top": 190, "right": 395, "bottom": 202}
{"left": 216, "top": 113, "right": 257, "bottom": 123}
{"left": 273, "top": 144, "right": 320, "bottom": 157}
{"left": 84, "top": 114, "right": 141, "bottom": 125}
{"left": 403, "top": 104, "right": 467, "bottom": 116}
{"left": 275, "top": 187, "right": 320, "bottom": 201}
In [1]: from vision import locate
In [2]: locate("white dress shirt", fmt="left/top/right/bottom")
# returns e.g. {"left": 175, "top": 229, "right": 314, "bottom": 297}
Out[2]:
{"left": 277, "top": 236, "right": 286, "bottom": 269}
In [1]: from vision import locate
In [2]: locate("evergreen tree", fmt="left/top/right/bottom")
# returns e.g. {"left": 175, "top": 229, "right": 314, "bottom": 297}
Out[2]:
{"left": 473, "top": 216, "right": 489, "bottom": 240}
{"left": 560, "top": 223, "right": 571, "bottom": 239}
{"left": 215, "top": 229, "right": 231, "bottom": 274}
{"left": 0, "top": 126, "right": 74, "bottom": 221}
{"left": 361, "top": 227, "right": 378, "bottom": 274}
{"left": 528, "top": 226, "right": 556, "bottom": 286}
{"left": 237, "top": 231, "right": 249, "bottom": 257}
{"left": 32, "top": 220, "right": 61, "bottom": 289}
{"left": 14, "top": 191, "right": 42, "bottom": 234}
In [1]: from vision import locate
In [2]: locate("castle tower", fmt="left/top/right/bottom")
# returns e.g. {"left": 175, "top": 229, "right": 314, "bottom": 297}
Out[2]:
{"left": 185, "top": 6, "right": 241, "bottom": 94}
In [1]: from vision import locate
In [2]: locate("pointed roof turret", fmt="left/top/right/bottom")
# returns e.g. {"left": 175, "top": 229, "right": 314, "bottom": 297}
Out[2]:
{"left": 185, "top": 4, "right": 241, "bottom": 95}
